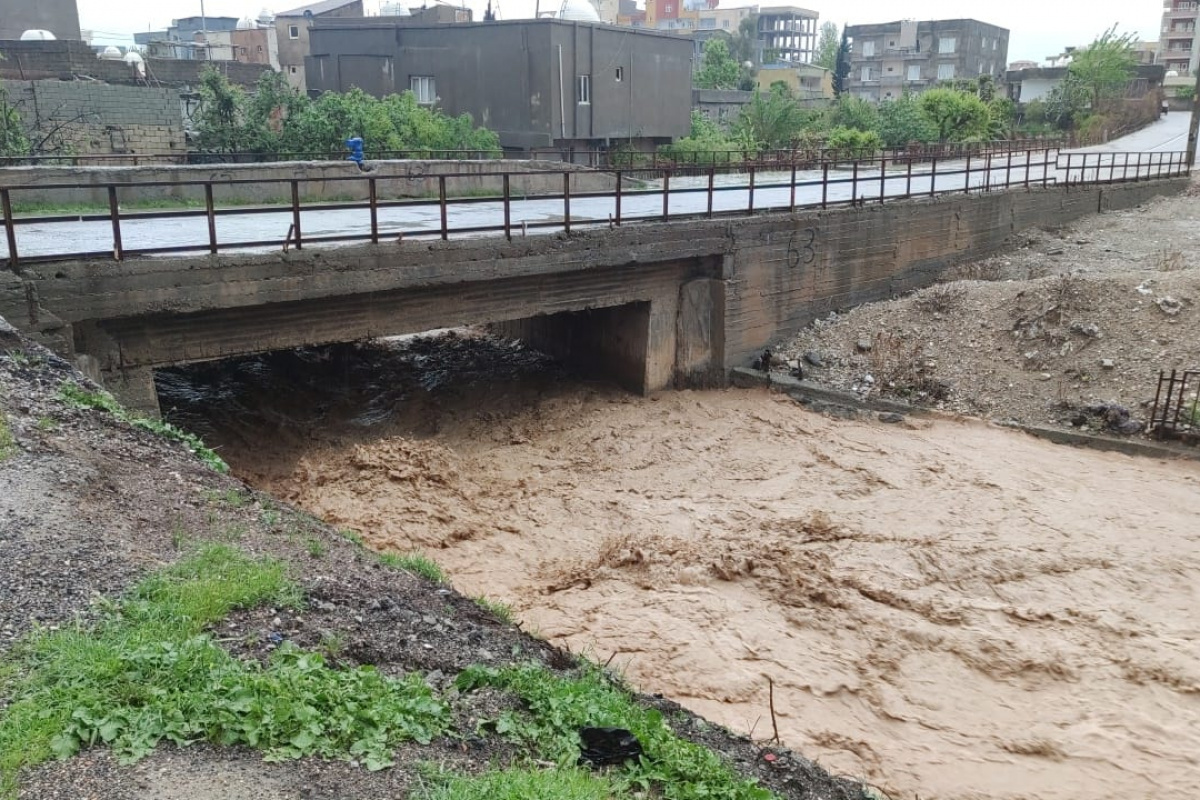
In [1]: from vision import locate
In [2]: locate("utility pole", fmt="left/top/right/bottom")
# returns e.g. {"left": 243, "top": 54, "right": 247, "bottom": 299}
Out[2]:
{"left": 199, "top": 0, "right": 208, "bottom": 61}
{"left": 1188, "top": 65, "right": 1200, "bottom": 168}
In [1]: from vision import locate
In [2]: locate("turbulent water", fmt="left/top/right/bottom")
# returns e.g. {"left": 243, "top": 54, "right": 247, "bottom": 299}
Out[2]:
{"left": 161, "top": 333, "right": 1200, "bottom": 800}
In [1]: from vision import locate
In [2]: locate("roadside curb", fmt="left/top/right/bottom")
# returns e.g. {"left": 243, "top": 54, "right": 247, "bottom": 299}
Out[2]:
{"left": 730, "top": 366, "right": 1200, "bottom": 463}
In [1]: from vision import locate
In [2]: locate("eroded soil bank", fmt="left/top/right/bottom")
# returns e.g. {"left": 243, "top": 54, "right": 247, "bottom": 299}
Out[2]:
{"left": 162, "top": 335, "right": 1200, "bottom": 800}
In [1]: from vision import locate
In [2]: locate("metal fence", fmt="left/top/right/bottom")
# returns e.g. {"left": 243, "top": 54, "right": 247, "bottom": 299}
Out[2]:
{"left": 0, "top": 137, "right": 1074, "bottom": 169}
{"left": 0, "top": 148, "right": 1189, "bottom": 268}
{"left": 1150, "top": 369, "right": 1200, "bottom": 440}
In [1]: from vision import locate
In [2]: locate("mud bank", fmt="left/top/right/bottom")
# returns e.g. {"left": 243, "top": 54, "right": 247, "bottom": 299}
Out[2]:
{"left": 165, "top": 336, "right": 1200, "bottom": 800}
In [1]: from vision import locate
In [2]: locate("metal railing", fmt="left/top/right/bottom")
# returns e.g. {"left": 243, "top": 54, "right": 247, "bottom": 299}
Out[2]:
{"left": 0, "top": 149, "right": 1188, "bottom": 268}
{"left": 0, "top": 137, "right": 1076, "bottom": 170}
{"left": 1150, "top": 369, "right": 1200, "bottom": 440}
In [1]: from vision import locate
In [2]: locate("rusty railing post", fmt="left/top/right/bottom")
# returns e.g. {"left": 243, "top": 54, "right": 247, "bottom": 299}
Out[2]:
{"left": 930, "top": 158, "right": 937, "bottom": 197}
{"left": 905, "top": 159, "right": 912, "bottom": 197}
{"left": 1, "top": 189, "right": 18, "bottom": 270}
{"left": 662, "top": 171, "right": 670, "bottom": 222}
{"left": 439, "top": 176, "right": 449, "bottom": 240}
{"left": 851, "top": 160, "right": 858, "bottom": 205}
{"left": 1025, "top": 149, "right": 1032, "bottom": 189}
{"left": 790, "top": 162, "right": 797, "bottom": 212}
{"left": 503, "top": 173, "right": 512, "bottom": 240}
{"left": 706, "top": 166, "right": 715, "bottom": 218}
{"left": 965, "top": 152, "right": 972, "bottom": 194}
{"left": 879, "top": 156, "right": 886, "bottom": 204}
{"left": 204, "top": 183, "right": 218, "bottom": 254}
{"left": 821, "top": 161, "right": 829, "bottom": 209}
{"left": 747, "top": 166, "right": 755, "bottom": 215}
{"left": 107, "top": 185, "right": 124, "bottom": 260}
{"left": 368, "top": 177, "right": 379, "bottom": 244}
{"left": 615, "top": 169, "right": 623, "bottom": 225}
{"left": 563, "top": 172, "right": 571, "bottom": 235}
{"left": 290, "top": 180, "right": 302, "bottom": 250}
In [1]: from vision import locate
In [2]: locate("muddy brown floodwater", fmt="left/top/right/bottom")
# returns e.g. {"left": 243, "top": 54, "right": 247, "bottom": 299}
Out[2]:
{"left": 161, "top": 335, "right": 1200, "bottom": 800}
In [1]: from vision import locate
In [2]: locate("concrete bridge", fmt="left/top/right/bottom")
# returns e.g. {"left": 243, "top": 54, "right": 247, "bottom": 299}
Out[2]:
{"left": 0, "top": 167, "right": 1185, "bottom": 414}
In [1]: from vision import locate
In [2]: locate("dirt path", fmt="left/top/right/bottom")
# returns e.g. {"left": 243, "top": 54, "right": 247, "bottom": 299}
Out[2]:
{"left": 219, "top": 380, "right": 1200, "bottom": 800}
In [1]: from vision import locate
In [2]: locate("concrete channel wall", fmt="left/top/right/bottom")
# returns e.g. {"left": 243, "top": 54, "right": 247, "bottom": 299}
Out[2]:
{"left": 0, "top": 159, "right": 623, "bottom": 207}
{"left": 0, "top": 176, "right": 1185, "bottom": 414}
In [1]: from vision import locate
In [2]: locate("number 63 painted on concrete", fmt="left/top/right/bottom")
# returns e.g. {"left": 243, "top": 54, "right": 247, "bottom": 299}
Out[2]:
{"left": 787, "top": 228, "right": 817, "bottom": 269}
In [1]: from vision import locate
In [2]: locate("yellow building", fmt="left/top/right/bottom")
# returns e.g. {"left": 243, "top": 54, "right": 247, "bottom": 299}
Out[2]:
{"left": 755, "top": 62, "right": 833, "bottom": 99}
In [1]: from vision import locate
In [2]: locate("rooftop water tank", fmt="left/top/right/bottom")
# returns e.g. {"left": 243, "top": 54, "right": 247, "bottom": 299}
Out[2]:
{"left": 20, "top": 29, "right": 57, "bottom": 40}
{"left": 559, "top": 0, "right": 601, "bottom": 22}
{"left": 100, "top": 45, "right": 124, "bottom": 60}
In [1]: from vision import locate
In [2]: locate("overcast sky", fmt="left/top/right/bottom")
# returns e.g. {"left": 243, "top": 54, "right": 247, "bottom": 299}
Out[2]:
{"left": 78, "top": 0, "right": 1162, "bottom": 64}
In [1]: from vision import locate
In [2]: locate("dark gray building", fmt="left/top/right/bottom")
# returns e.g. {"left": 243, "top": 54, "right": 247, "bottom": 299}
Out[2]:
{"left": 306, "top": 19, "right": 693, "bottom": 155}
{"left": 0, "top": 0, "right": 81, "bottom": 40}
{"left": 845, "top": 18, "right": 1009, "bottom": 102}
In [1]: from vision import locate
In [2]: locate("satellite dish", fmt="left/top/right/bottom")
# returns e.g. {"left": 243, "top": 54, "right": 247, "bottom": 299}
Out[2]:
{"left": 558, "top": 0, "right": 601, "bottom": 22}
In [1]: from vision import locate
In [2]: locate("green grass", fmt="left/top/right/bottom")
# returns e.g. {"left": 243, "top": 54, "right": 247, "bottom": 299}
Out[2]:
{"left": 379, "top": 551, "right": 446, "bottom": 584}
{"left": 0, "top": 545, "right": 450, "bottom": 795}
{"left": 305, "top": 536, "right": 327, "bottom": 558}
{"left": 339, "top": 528, "right": 365, "bottom": 547}
{"left": 472, "top": 596, "right": 515, "bottom": 625}
{"left": 57, "top": 382, "right": 228, "bottom": 473}
{"left": 0, "top": 414, "right": 14, "bottom": 461}
{"left": 455, "top": 664, "right": 776, "bottom": 800}
{"left": 414, "top": 765, "right": 617, "bottom": 800}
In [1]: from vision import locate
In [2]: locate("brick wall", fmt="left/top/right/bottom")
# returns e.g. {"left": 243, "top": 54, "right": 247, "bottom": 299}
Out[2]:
{"left": 5, "top": 80, "right": 184, "bottom": 156}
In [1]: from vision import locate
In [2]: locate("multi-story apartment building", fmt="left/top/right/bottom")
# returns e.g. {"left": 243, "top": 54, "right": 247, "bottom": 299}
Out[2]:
{"left": 844, "top": 18, "right": 1009, "bottom": 101}
{"left": 1160, "top": 0, "right": 1198, "bottom": 77}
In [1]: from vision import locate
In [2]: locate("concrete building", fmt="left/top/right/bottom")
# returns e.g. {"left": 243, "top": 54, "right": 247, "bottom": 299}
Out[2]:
{"left": 756, "top": 6, "right": 817, "bottom": 63}
{"left": 1160, "top": 0, "right": 1198, "bottom": 77}
{"left": 306, "top": 19, "right": 693, "bottom": 156}
{"left": 230, "top": 26, "right": 280, "bottom": 68}
{"left": 133, "top": 17, "right": 240, "bottom": 60}
{"left": 845, "top": 18, "right": 1009, "bottom": 101}
{"left": 1006, "top": 63, "right": 1166, "bottom": 104}
{"left": 0, "top": 0, "right": 81, "bottom": 41}
{"left": 276, "top": 0, "right": 363, "bottom": 90}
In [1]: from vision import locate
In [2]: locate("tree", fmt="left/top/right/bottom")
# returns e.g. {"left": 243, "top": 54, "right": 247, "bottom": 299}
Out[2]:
{"left": 876, "top": 96, "right": 939, "bottom": 148}
{"left": 733, "top": 88, "right": 811, "bottom": 149}
{"left": 0, "top": 81, "right": 30, "bottom": 157}
{"left": 814, "top": 22, "right": 840, "bottom": 71}
{"left": 918, "top": 88, "right": 992, "bottom": 141}
{"left": 1068, "top": 26, "right": 1138, "bottom": 111}
{"left": 195, "top": 66, "right": 249, "bottom": 153}
{"left": 695, "top": 39, "right": 741, "bottom": 90}
{"left": 832, "top": 30, "right": 852, "bottom": 97}
{"left": 829, "top": 96, "right": 879, "bottom": 132}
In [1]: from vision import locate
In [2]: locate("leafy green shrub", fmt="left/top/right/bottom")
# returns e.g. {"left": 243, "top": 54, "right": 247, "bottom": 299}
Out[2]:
{"left": 876, "top": 96, "right": 939, "bottom": 148}
{"left": 825, "top": 126, "right": 883, "bottom": 160}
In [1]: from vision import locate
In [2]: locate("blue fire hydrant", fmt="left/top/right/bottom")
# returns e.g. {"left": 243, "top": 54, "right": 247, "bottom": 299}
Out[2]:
{"left": 345, "top": 136, "right": 365, "bottom": 167}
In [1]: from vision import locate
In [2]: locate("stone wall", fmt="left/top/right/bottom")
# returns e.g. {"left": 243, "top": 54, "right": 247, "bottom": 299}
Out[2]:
{"left": 4, "top": 80, "right": 184, "bottom": 157}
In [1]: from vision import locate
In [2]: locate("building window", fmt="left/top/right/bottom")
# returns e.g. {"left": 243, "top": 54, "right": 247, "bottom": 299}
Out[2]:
{"left": 410, "top": 75, "right": 436, "bottom": 104}
{"left": 981, "top": 37, "right": 989, "bottom": 50}
{"left": 861, "top": 66, "right": 873, "bottom": 81}
{"left": 722, "top": 19, "right": 729, "bottom": 27}
{"left": 288, "top": 24, "right": 299, "bottom": 39}
{"left": 888, "top": 40, "right": 895, "bottom": 47}
{"left": 615, "top": 66, "right": 623, "bottom": 81}
{"left": 577, "top": 74, "right": 591, "bottom": 104}
{"left": 907, "top": 64, "right": 921, "bottom": 81}
{"left": 289, "top": 65, "right": 298, "bottom": 74}
{"left": 938, "top": 37, "right": 956, "bottom": 54}
{"left": 937, "top": 63, "right": 955, "bottom": 80}
{"left": 861, "top": 40, "right": 875, "bottom": 57}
